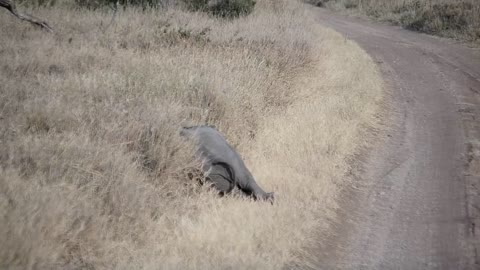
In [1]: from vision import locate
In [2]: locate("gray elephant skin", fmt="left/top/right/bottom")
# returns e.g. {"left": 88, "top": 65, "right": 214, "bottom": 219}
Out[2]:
{"left": 181, "top": 126, "right": 274, "bottom": 202}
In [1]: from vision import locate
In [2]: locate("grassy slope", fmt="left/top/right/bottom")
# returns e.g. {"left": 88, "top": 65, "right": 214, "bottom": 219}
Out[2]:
{"left": 321, "top": 0, "right": 480, "bottom": 43}
{"left": 0, "top": 1, "right": 383, "bottom": 269}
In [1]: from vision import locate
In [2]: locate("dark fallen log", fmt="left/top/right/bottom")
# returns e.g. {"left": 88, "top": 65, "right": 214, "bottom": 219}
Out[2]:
{"left": 0, "top": 0, "right": 53, "bottom": 32}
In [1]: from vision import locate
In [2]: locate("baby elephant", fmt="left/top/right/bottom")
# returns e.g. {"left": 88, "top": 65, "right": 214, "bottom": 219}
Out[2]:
{"left": 181, "top": 126, "right": 274, "bottom": 202}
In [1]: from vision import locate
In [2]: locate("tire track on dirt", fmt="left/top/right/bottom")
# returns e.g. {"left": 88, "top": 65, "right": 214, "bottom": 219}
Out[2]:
{"left": 313, "top": 8, "right": 480, "bottom": 270}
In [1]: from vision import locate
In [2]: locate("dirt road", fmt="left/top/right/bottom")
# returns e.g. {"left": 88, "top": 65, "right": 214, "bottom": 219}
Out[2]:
{"left": 312, "top": 8, "right": 480, "bottom": 270}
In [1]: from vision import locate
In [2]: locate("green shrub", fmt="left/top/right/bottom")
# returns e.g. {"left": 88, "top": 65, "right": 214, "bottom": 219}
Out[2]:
{"left": 304, "top": 0, "right": 327, "bottom": 7}
{"left": 184, "top": 0, "right": 256, "bottom": 18}
{"left": 429, "top": 2, "right": 472, "bottom": 31}
{"left": 74, "top": 0, "right": 168, "bottom": 9}
{"left": 74, "top": 0, "right": 255, "bottom": 17}
{"left": 399, "top": 10, "right": 427, "bottom": 32}
{"left": 400, "top": 2, "right": 473, "bottom": 34}
{"left": 182, "top": 0, "right": 207, "bottom": 10}
{"left": 210, "top": 0, "right": 255, "bottom": 17}
{"left": 342, "top": 0, "right": 357, "bottom": 9}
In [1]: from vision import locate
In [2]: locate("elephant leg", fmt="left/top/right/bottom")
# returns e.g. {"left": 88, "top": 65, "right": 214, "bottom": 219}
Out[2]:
{"left": 205, "top": 162, "right": 235, "bottom": 195}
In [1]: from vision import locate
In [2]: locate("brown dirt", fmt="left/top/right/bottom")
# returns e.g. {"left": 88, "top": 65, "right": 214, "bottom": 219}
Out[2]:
{"left": 312, "top": 7, "right": 480, "bottom": 270}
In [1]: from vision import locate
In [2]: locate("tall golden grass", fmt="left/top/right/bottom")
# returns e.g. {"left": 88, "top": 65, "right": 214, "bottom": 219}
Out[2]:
{"left": 0, "top": 1, "right": 383, "bottom": 269}
{"left": 323, "top": 0, "right": 480, "bottom": 42}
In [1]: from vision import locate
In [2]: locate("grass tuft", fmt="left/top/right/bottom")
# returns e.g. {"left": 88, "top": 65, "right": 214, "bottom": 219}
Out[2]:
{"left": 0, "top": 0, "right": 383, "bottom": 269}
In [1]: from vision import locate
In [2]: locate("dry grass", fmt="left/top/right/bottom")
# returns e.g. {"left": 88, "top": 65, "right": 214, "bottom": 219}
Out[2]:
{"left": 321, "top": 0, "right": 480, "bottom": 43}
{"left": 0, "top": 1, "right": 383, "bottom": 269}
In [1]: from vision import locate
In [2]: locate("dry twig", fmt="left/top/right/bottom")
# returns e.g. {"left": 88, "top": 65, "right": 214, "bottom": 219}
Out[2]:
{"left": 0, "top": 0, "right": 53, "bottom": 32}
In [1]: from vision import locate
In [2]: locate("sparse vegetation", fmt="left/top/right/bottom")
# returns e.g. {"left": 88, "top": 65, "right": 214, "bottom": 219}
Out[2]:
{"left": 74, "top": 0, "right": 256, "bottom": 17}
{"left": 0, "top": 0, "right": 383, "bottom": 269}
{"left": 322, "top": 0, "right": 480, "bottom": 43}
{"left": 73, "top": 0, "right": 165, "bottom": 9}
{"left": 206, "top": 0, "right": 256, "bottom": 17}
